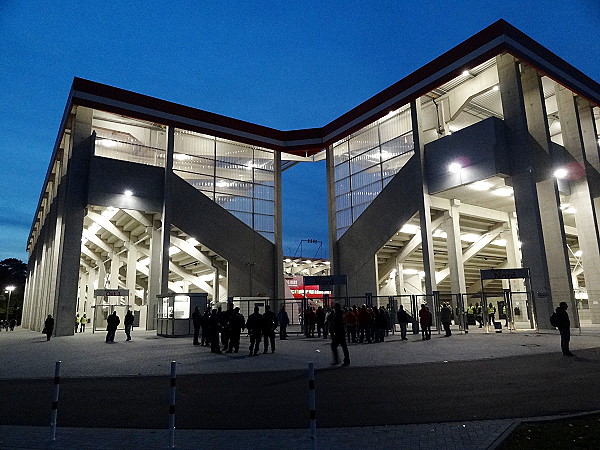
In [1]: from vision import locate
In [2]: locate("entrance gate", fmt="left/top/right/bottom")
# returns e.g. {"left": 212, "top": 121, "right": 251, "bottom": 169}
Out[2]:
{"left": 92, "top": 289, "right": 130, "bottom": 333}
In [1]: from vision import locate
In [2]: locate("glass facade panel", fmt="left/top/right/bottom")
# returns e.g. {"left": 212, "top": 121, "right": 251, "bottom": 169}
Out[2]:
{"left": 175, "top": 129, "right": 276, "bottom": 242}
{"left": 332, "top": 104, "right": 413, "bottom": 238}
{"left": 350, "top": 167, "right": 381, "bottom": 190}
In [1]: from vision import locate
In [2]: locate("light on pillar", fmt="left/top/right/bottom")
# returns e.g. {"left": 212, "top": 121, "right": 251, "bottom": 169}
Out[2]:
{"left": 553, "top": 168, "right": 568, "bottom": 179}
{"left": 124, "top": 190, "right": 133, "bottom": 197}
{"left": 448, "top": 162, "right": 462, "bottom": 173}
{"left": 4, "top": 285, "right": 15, "bottom": 322}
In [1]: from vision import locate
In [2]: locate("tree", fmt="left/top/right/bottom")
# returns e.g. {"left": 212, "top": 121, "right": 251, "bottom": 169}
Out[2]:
{"left": 0, "top": 258, "right": 27, "bottom": 322}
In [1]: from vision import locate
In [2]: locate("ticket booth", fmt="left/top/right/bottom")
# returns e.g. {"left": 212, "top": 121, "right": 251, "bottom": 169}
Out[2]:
{"left": 92, "top": 288, "right": 130, "bottom": 332}
{"left": 157, "top": 293, "right": 208, "bottom": 336}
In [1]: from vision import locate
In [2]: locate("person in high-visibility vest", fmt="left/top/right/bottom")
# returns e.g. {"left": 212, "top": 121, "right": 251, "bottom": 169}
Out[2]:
{"left": 79, "top": 314, "right": 87, "bottom": 333}
{"left": 475, "top": 303, "right": 483, "bottom": 328}
{"left": 488, "top": 303, "right": 496, "bottom": 325}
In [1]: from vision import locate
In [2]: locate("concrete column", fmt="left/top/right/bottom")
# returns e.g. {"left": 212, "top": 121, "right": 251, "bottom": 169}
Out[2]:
{"left": 86, "top": 267, "right": 96, "bottom": 319}
{"left": 126, "top": 243, "right": 138, "bottom": 307}
{"left": 160, "top": 127, "right": 175, "bottom": 295}
{"left": 53, "top": 106, "right": 94, "bottom": 336}
{"left": 445, "top": 199, "right": 467, "bottom": 294}
{"left": 147, "top": 218, "right": 162, "bottom": 330}
{"left": 505, "top": 214, "right": 526, "bottom": 293}
{"left": 412, "top": 99, "right": 437, "bottom": 295}
{"left": 576, "top": 98, "right": 600, "bottom": 173}
{"left": 556, "top": 85, "right": 600, "bottom": 323}
{"left": 497, "top": 55, "right": 574, "bottom": 329}
{"left": 394, "top": 261, "right": 404, "bottom": 295}
{"left": 109, "top": 254, "right": 120, "bottom": 288}
{"left": 273, "top": 150, "right": 284, "bottom": 299}
{"left": 97, "top": 260, "right": 106, "bottom": 289}
{"left": 213, "top": 267, "right": 220, "bottom": 303}
{"left": 78, "top": 271, "right": 88, "bottom": 312}
{"left": 325, "top": 144, "right": 341, "bottom": 297}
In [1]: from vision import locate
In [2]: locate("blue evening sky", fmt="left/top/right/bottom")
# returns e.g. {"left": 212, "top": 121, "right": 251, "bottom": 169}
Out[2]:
{"left": 1, "top": 1, "right": 598, "bottom": 262}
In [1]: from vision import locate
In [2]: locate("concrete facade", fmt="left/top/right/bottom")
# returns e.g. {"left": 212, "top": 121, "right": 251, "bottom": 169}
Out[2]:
{"left": 22, "top": 20, "right": 600, "bottom": 335}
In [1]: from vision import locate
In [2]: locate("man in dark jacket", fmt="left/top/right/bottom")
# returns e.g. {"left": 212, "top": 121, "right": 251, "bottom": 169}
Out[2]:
{"left": 397, "top": 305, "right": 409, "bottom": 340}
{"left": 192, "top": 306, "right": 202, "bottom": 345}
{"left": 209, "top": 309, "right": 222, "bottom": 353}
{"left": 200, "top": 309, "right": 210, "bottom": 346}
{"left": 106, "top": 311, "right": 120, "bottom": 343}
{"left": 262, "top": 305, "right": 277, "bottom": 353}
{"left": 246, "top": 306, "right": 263, "bottom": 356}
{"left": 44, "top": 314, "right": 54, "bottom": 341}
{"left": 226, "top": 307, "right": 245, "bottom": 353}
{"left": 556, "top": 302, "right": 574, "bottom": 356}
{"left": 331, "top": 303, "right": 350, "bottom": 366}
{"left": 440, "top": 303, "right": 452, "bottom": 337}
{"left": 124, "top": 310, "right": 134, "bottom": 341}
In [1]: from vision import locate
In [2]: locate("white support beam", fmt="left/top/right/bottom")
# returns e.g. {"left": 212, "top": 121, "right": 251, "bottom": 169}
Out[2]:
{"left": 430, "top": 196, "right": 510, "bottom": 222}
{"left": 123, "top": 209, "right": 153, "bottom": 227}
{"left": 82, "top": 229, "right": 113, "bottom": 254}
{"left": 87, "top": 211, "right": 130, "bottom": 243}
{"left": 168, "top": 262, "right": 214, "bottom": 295}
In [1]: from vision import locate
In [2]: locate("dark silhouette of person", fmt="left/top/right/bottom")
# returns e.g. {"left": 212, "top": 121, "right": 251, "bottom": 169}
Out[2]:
{"left": 556, "top": 301, "right": 574, "bottom": 356}
{"left": 9, "top": 318, "right": 16, "bottom": 331}
{"left": 441, "top": 303, "right": 452, "bottom": 337}
{"left": 200, "top": 309, "right": 210, "bottom": 346}
{"left": 262, "top": 305, "right": 277, "bottom": 353}
{"left": 419, "top": 304, "right": 432, "bottom": 340}
{"left": 192, "top": 306, "right": 202, "bottom": 345}
{"left": 106, "top": 311, "right": 120, "bottom": 343}
{"left": 220, "top": 303, "right": 234, "bottom": 352}
{"left": 316, "top": 306, "right": 326, "bottom": 338}
{"left": 358, "top": 305, "right": 371, "bottom": 343}
{"left": 209, "top": 309, "right": 222, "bottom": 353}
{"left": 246, "top": 306, "right": 263, "bottom": 356}
{"left": 124, "top": 310, "right": 134, "bottom": 341}
{"left": 226, "top": 307, "right": 245, "bottom": 353}
{"left": 331, "top": 303, "right": 350, "bottom": 366}
{"left": 397, "top": 304, "right": 409, "bottom": 340}
{"left": 277, "top": 305, "right": 289, "bottom": 340}
{"left": 44, "top": 314, "right": 54, "bottom": 341}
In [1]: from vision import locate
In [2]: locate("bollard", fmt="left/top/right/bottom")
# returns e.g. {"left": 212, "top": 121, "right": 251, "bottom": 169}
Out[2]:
{"left": 168, "top": 361, "right": 177, "bottom": 448}
{"left": 308, "top": 362, "right": 317, "bottom": 450}
{"left": 50, "top": 361, "right": 61, "bottom": 441}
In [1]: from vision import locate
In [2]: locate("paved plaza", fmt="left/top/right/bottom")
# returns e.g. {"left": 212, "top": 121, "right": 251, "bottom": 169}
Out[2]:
{"left": 1, "top": 326, "right": 600, "bottom": 449}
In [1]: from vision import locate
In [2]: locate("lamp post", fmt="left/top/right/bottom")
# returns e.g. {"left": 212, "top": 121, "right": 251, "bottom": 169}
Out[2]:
{"left": 5, "top": 286, "right": 15, "bottom": 322}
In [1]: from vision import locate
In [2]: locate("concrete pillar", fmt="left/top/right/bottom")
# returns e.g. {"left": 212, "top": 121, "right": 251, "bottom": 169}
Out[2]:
{"left": 53, "top": 106, "right": 94, "bottom": 336}
{"left": 86, "top": 267, "right": 96, "bottom": 319}
{"left": 78, "top": 271, "right": 88, "bottom": 313}
{"left": 213, "top": 268, "right": 220, "bottom": 303}
{"left": 109, "top": 254, "right": 120, "bottom": 288}
{"left": 160, "top": 127, "right": 175, "bottom": 295}
{"left": 126, "top": 243, "right": 138, "bottom": 308}
{"left": 556, "top": 85, "right": 600, "bottom": 323}
{"left": 445, "top": 199, "right": 467, "bottom": 294}
{"left": 325, "top": 144, "right": 341, "bottom": 297}
{"left": 273, "top": 150, "right": 284, "bottom": 299}
{"left": 412, "top": 98, "right": 437, "bottom": 296}
{"left": 146, "top": 218, "right": 162, "bottom": 330}
{"left": 576, "top": 99, "right": 600, "bottom": 173}
{"left": 394, "top": 261, "right": 404, "bottom": 295}
{"left": 505, "top": 214, "right": 526, "bottom": 293}
{"left": 497, "top": 55, "right": 574, "bottom": 329}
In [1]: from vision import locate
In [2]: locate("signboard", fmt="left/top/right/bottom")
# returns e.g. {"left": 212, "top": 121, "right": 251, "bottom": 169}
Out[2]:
{"left": 480, "top": 268, "right": 530, "bottom": 280}
{"left": 94, "top": 289, "right": 129, "bottom": 297}
{"left": 285, "top": 277, "right": 330, "bottom": 299}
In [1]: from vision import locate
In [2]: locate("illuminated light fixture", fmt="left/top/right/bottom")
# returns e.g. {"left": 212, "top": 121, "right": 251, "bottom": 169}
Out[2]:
{"left": 470, "top": 180, "right": 493, "bottom": 191}
{"left": 448, "top": 162, "right": 462, "bottom": 173}
{"left": 402, "top": 268, "right": 420, "bottom": 275}
{"left": 390, "top": 269, "right": 397, "bottom": 278}
{"left": 564, "top": 206, "right": 576, "bottom": 214}
{"left": 138, "top": 257, "right": 151, "bottom": 266}
{"left": 418, "top": 271, "right": 426, "bottom": 278}
{"left": 433, "top": 229, "right": 447, "bottom": 239}
{"left": 384, "top": 110, "right": 397, "bottom": 120}
{"left": 173, "top": 153, "right": 190, "bottom": 161}
{"left": 462, "top": 70, "right": 470, "bottom": 77}
{"left": 284, "top": 258, "right": 292, "bottom": 262}
{"left": 304, "top": 260, "right": 312, "bottom": 264}
{"left": 101, "top": 139, "right": 117, "bottom": 148}
{"left": 168, "top": 246, "right": 181, "bottom": 256}
{"left": 448, "top": 125, "right": 459, "bottom": 133}
{"left": 493, "top": 85, "right": 500, "bottom": 91}
{"left": 216, "top": 180, "right": 229, "bottom": 188}
{"left": 400, "top": 224, "right": 420, "bottom": 234}
{"left": 574, "top": 250, "right": 583, "bottom": 257}
{"left": 324, "top": 261, "right": 330, "bottom": 264}
{"left": 380, "top": 150, "right": 392, "bottom": 160}
{"left": 186, "top": 237, "right": 199, "bottom": 246}
{"left": 559, "top": 203, "right": 571, "bottom": 210}
{"left": 492, "top": 239, "right": 507, "bottom": 246}
{"left": 553, "top": 168, "right": 568, "bottom": 179}
{"left": 492, "top": 187, "right": 513, "bottom": 197}
{"left": 461, "top": 233, "right": 481, "bottom": 242}
{"left": 124, "top": 190, "right": 133, "bottom": 197}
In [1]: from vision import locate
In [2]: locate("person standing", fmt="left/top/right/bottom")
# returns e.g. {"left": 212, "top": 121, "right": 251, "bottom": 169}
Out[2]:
{"left": 106, "top": 311, "right": 120, "bottom": 343}
{"left": 226, "top": 307, "right": 245, "bottom": 353}
{"left": 277, "top": 305, "right": 289, "bottom": 340}
{"left": 441, "top": 303, "right": 452, "bottom": 337}
{"left": 397, "top": 304, "right": 409, "bottom": 340}
{"left": 75, "top": 314, "right": 80, "bottom": 333}
{"left": 44, "top": 315, "right": 54, "bottom": 341}
{"left": 488, "top": 303, "right": 496, "bottom": 326}
{"left": 192, "top": 306, "right": 202, "bottom": 345}
{"left": 200, "top": 309, "right": 210, "bottom": 347}
{"left": 556, "top": 302, "right": 574, "bottom": 357}
{"left": 419, "top": 304, "right": 432, "bottom": 340}
{"left": 209, "top": 309, "right": 222, "bottom": 354}
{"left": 331, "top": 303, "right": 350, "bottom": 366}
{"left": 124, "top": 310, "right": 134, "bottom": 341}
{"left": 80, "top": 314, "right": 87, "bottom": 333}
{"left": 262, "top": 305, "right": 277, "bottom": 353}
{"left": 246, "top": 306, "right": 263, "bottom": 356}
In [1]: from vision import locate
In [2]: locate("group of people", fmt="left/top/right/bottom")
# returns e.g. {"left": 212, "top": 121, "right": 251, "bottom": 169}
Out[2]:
{"left": 191, "top": 304, "right": 290, "bottom": 356}
{"left": 303, "top": 304, "right": 394, "bottom": 344}
{"left": 74, "top": 314, "right": 87, "bottom": 333}
{"left": 0, "top": 318, "right": 17, "bottom": 331}
{"left": 105, "top": 310, "right": 135, "bottom": 342}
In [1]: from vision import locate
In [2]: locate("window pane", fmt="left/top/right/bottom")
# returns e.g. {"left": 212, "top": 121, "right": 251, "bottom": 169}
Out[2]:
{"left": 381, "top": 133, "right": 414, "bottom": 161}
{"left": 379, "top": 106, "right": 412, "bottom": 143}
{"left": 216, "top": 160, "right": 254, "bottom": 182}
{"left": 216, "top": 140, "right": 253, "bottom": 165}
{"left": 259, "top": 231, "right": 275, "bottom": 242}
{"left": 254, "top": 183, "right": 274, "bottom": 201}
{"left": 333, "top": 141, "right": 349, "bottom": 162}
{"left": 216, "top": 194, "right": 253, "bottom": 213}
{"left": 173, "top": 154, "right": 214, "bottom": 176}
{"left": 253, "top": 167, "right": 274, "bottom": 186}
{"left": 381, "top": 151, "right": 414, "bottom": 178}
{"left": 352, "top": 202, "right": 369, "bottom": 221}
{"left": 254, "top": 199, "right": 274, "bottom": 215}
{"left": 254, "top": 213, "right": 274, "bottom": 232}
{"left": 215, "top": 179, "right": 253, "bottom": 198}
{"left": 350, "top": 166, "right": 381, "bottom": 190}
{"left": 334, "top": 161, "right": 349, "bottom": 180}
{"left": 254, "top": 149, "right": 275, "bottom": 172}
{"left": 336, "top": 226, "right": 349, "bottom": 239}
{"left": 335, "top": 177, "right": 350, "bottom": 196}
{"left": 335, "top": 192, "right": 351, "bottom": 210}
{"left": 174, "top": 130, "right": 214, "bottom": 157}
{"left": 349, "top": 126, "right": 378, "bottom": 158}
{"left": 174, "top": 170, "right": 214, "bottom": 192}
{"left": 336, "top": 208, "right": 352, "bottom": 229}
{"left": 351, "top": 181, "right": 382, "bottom": 207}
{"left": 350, "top": 147, "right": 380, "bottom": 174}
{"left": 230, "top": 210, "right": 252, "bottom": 227}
